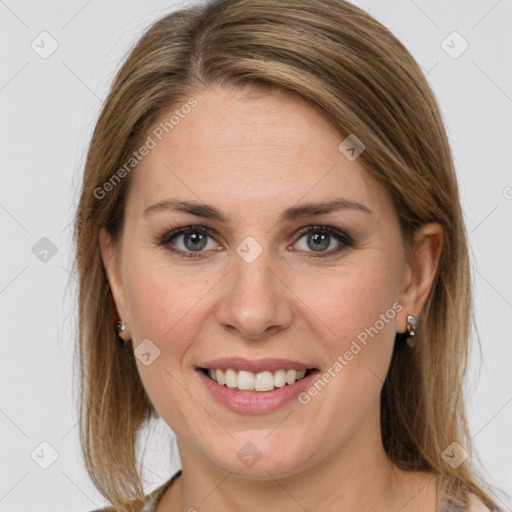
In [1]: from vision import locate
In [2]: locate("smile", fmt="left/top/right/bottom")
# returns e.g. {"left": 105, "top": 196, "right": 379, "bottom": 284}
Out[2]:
{"left": 195, "top": 357, "right": 320, "bottom": 413}
{"left": 201, "top": 368, "right": 313, "bottom": 392}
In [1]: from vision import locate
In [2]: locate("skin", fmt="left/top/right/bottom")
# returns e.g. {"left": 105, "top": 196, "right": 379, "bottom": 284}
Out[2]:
{"left": 99, "top": 85, "right": 443, "bottom": 511}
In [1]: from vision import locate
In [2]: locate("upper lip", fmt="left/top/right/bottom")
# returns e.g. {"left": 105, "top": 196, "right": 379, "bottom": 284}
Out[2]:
{"left": 197, "top": 357, "right": 316, "bottom": 373}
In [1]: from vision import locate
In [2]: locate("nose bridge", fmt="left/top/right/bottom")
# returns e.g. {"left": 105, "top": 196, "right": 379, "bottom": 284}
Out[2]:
{"left": 216, "top": 238, "right": 293, "bottom": 339}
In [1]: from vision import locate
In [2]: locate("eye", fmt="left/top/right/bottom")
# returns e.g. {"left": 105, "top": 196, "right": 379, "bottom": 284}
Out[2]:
{"left": 291, "top": 225, "right": 354, "bottom": 257}
{"left": 155, "top": 224, "right": 354, "bottom": 259}
{"left": 157, "top": 226, "right": 222, "bottom": 258}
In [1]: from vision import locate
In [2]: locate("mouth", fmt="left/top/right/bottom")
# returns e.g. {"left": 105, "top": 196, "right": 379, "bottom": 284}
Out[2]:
{"left": 199, "top": 367, "right": 318, "bottom": 392}
{"left": 196, "top": 360, "right": 321, "bottom": 414}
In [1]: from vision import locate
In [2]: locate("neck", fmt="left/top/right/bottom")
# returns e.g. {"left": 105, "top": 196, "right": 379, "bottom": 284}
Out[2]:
{"left": 161, "top": 410, "right": 435, "bottom": 511}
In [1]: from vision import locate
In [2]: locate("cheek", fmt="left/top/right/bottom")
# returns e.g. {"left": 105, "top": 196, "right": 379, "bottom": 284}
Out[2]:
{"left": 122, "top": 260, "right": 211, "bottom": 424}
{"left": 300, "top": 253, "right": 402, "bottom": 403}
{"left": 308, "top": 259, "right": 401, "bottom": 346}
{"left": 123, "top": 255, "right": 211, "bottom": 364}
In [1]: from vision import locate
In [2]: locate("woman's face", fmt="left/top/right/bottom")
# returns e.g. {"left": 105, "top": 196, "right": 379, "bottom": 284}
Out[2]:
{"left": 100, "top": 85, "right": 428, "bottom": 479}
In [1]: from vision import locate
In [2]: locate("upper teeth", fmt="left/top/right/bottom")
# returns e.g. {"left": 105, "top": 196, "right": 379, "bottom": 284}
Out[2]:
{"left": 207, "top": 368, "right": 308, "bottom": 391}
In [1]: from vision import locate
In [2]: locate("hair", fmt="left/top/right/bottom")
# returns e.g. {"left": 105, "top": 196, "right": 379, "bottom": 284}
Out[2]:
{"left": 72, "top": 0, "right": 505, "bottom": 510}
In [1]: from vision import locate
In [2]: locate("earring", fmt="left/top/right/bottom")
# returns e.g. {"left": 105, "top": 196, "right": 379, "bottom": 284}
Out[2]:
{"left": 406, "top": 315, "right": 417, "bottom": 347}
{"left": 116, "top": 321, "right": 129, "bottom": 347}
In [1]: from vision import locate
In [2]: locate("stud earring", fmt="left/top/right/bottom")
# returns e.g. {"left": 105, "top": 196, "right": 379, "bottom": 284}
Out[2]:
{"left": 406, "top": 315, "right": 417, "bottom": 347}
{"left": 116, "top": 320, "right": 130, "bottom": 347}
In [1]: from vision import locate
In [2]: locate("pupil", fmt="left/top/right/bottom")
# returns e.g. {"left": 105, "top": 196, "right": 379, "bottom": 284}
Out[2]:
{"left": 185, "top": 232, "right": 207, "bottom": 251}
{"left": 308, "top": 232, "right": 329, "bottom": 252}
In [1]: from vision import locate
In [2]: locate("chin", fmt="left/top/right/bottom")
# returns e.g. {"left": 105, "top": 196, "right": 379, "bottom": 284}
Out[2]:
{"left": 204, "top": 437, "right": 315, "bottom": 481}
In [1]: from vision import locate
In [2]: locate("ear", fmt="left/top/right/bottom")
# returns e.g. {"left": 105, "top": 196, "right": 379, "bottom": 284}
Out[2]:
{"left": 98, "top": 227, "right": 131, "bottom": 341}
{"left": 396, "top": 222, "right": 444, "bottom": 334}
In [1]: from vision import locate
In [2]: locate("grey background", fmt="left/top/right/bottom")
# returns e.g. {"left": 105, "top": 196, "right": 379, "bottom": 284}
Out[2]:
{"left": 0, "top": 0, "right": 511, "bottom": 510}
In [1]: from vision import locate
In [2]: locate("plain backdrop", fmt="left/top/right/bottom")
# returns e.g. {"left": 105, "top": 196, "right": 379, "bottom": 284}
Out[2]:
{"left": 1, "top": 0, "right": 511, "bottom": 510}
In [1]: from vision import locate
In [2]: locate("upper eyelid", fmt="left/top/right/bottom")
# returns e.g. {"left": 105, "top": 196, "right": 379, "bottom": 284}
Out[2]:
{"left": 163, "top": 224, "right": 349, "bottom": 239}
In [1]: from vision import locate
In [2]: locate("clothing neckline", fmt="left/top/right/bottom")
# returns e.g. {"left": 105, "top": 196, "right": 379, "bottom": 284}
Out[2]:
{"left": 145, "top": 469, "right": 492, "bottom": 512}
{"left": 143, "top": 469, "right": 182, "bottom": 511}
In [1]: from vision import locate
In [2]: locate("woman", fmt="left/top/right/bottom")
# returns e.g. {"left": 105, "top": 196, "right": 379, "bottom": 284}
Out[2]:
{"left": 73, "top": 0, "right": 506, "bottom": 510}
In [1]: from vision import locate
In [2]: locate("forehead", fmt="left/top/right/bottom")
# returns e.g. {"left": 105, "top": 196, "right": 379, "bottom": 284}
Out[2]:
{"left": 125, "top": 86, "right": 391, "bottom": 221}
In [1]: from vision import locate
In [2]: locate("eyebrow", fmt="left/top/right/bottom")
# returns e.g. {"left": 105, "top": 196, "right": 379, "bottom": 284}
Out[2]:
{"left": 143, "top": 197, "right": 373, "bottom": 222}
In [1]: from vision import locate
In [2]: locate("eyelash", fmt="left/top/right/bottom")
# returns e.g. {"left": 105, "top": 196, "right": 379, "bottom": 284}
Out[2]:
{"left": 153, "top": 224, "right": 355, "bottom": 259}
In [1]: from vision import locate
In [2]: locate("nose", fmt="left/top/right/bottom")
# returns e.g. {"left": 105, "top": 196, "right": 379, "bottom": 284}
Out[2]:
{"left": 215, "top": 248, "right": 294, "bottom": 341}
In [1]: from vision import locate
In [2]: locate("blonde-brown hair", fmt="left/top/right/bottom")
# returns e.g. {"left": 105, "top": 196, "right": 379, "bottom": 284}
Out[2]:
{"left": 72, "top": 0, "right": 504, "bottom": 509}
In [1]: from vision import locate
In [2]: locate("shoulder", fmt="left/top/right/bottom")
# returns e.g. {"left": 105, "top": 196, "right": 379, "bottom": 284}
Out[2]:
{"left": 87, "top": 470, "right": 181, "bottom": 512}
{"left": 466, "top": 493, "right": 492, "bottom": 512}
{"left": 435, "top": 475, "right": 497, "bottom": 512}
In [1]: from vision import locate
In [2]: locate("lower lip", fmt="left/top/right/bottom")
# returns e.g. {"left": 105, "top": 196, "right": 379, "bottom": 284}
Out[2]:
{"left": 196, "top": 369, "right": 319, "bottom": 414}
